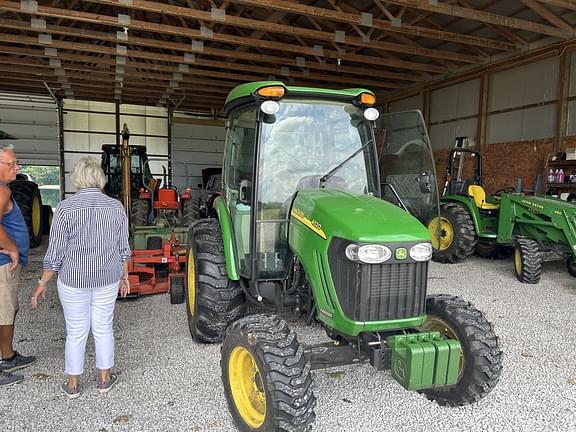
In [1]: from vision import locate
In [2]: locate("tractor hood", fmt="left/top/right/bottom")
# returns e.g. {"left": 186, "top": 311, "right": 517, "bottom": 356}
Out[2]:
{"left": 290, "top": 189, "right": 430, "bottom": 243}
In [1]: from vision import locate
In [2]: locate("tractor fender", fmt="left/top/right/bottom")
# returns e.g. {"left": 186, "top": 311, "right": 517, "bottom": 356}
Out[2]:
{"left": 213, "top": 196, "right": 240, "bottom": 280}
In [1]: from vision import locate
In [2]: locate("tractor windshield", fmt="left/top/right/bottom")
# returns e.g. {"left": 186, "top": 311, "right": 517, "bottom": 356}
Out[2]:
{"left": 258, "top": 98, "right": 377, "bottom": 212}
{"left": 254, "top": 98, "right": 378, "bottom": 279}
{"left": 377, "top": 111, "right": 439, "bottom": 226}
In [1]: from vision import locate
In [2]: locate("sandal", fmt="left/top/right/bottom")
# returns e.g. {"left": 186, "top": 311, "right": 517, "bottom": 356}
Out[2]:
{"left": 61, "top": 381, "right": 81, "bottom": 399}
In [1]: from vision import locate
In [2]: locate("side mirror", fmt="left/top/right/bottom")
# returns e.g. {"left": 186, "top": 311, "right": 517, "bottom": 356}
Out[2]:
{"left": 239, "top": 179, "right": 252, "bottom": 205}
{"left": 417, "top": 171, "right": 433, "bottom": 194}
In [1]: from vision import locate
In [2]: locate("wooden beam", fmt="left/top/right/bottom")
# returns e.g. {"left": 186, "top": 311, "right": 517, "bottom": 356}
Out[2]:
{"left": 535, "top": 0, "right": 576, "bottom": 12}
{"left": 521, "top": 0, "right": 574, "bottom": 31}
{"left": 384, "top": 0, "right": 574, "bottom": 38}
{"left": 227, "top": 0, "right": 517, "bottom": 49}
{"left": 555, "top": 52, "right": 571, "bottom": 150}
{"left": 0, "top": 18, "right": 426, "bottom": 82}
{"left": 0, "top": 33, "right": 408, "bottom": 89}
{"left": 0, "top": 1, "right": 461, "bottom": 73}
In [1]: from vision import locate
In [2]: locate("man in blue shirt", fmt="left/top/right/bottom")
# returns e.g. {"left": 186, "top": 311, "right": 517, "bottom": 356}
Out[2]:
{"left": 0, "top": 144, "right": 36, "bottom": 386}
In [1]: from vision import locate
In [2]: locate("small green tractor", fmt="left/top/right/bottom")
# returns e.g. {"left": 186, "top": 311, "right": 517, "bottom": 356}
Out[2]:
{"left": 185, "top": 82, "right": 502, "bottom": 431}
{"left": 430, "top": 147, "right": 576, "bottom": 284}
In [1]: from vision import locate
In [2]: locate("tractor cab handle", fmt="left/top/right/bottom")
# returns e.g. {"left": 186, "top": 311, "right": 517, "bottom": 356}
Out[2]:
{"left": 239, "top": 179, "right": 252, "bottom": 205}
{"left": 417, "top": 171, "right": 433, "bottom": 194}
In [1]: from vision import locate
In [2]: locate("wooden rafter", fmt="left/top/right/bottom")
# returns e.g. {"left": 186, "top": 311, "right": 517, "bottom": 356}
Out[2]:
{"left": 0, "top": 0, "right": 571, "bottom": 112}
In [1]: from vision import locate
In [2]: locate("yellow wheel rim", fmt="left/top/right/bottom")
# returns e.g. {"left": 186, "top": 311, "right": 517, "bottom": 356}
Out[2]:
{"left": 186, "top": 248, "right": 196, "bottom": 315}
{"left": 228, "top": 346, "right": 266, "bottom": 429}
{"left": 514, "top": 248, "right": 522, "bottom": 276}
{"left": 428, "top": 217, "right": 453, "bottom": 251}
{"left": 32, "top": 196, "right": 41, "bottom": 236}
{"left": 420, "top": 316, "right": 464, "bottom": 379}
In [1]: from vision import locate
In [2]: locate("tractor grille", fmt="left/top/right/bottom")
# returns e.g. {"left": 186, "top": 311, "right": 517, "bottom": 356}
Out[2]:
{"left": 327, "top": 238, "right": 427, "bottom": 322}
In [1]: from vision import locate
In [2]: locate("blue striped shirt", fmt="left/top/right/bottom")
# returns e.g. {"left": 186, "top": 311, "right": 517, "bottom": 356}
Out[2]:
{"left": 43, "top": 188, "right": 131, "bottom": 288}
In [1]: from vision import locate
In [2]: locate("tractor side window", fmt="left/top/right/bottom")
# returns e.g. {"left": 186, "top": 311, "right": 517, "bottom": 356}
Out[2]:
{"left": 224, "top": 107, "right": 256, "bottom": 276}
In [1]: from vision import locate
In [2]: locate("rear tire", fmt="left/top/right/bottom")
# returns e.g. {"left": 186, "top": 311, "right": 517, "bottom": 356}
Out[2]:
{"left": 131, "top": 199, "right": 149, "bottom": 226}
{"left": 567, "top": 257, "right": 576, "bottom": 278}
{"left": 41, "top": 205, "right": 53, "bottom": 235}
{"left": 10, "top": 180, "right": 43, "bottom": 248}
{"left": 419, "top": 295, "right": 503, "bottom": 406}
{"left": 514, "top": 238, "right": 542, "bottom": 284}
{"left": 221, "top": 315, "right": 316, "bottom": 432}
{"left": 429, "top": 203, "right": 477, "bottom": 263}
{"left": 186, "top": 219, "right": 245, "bottom": 342}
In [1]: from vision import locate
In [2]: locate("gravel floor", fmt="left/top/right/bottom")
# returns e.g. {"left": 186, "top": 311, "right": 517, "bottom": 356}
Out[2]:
{"left": 1, "top": 244, "right": 576, "bottom": 432}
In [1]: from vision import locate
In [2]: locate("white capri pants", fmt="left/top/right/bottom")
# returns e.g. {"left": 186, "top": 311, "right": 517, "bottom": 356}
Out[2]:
{"left": 57, "top": 279, "right": 119, "bottom": 376}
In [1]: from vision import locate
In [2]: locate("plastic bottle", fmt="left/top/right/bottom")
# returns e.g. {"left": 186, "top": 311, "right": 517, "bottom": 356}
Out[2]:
{"left": 554, "top": 169, "right": 560, "bottom": 184}
{"left": 558, "top": 168, "right": 565, "bottom": 183}
{"left": 548, "top": 169, "right": 555, "bottom": 183}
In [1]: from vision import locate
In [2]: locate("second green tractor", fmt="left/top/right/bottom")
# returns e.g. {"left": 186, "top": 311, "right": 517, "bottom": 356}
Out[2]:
{"left": 430, "top": 148, "right": 576, "bottom": 284}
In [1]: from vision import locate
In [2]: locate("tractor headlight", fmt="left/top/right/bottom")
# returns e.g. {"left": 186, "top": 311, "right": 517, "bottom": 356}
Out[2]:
{"left": 410, "top": 243, "right": 433, "bottom": 261}
{"left": 346, "top": 244, "right": 391, "bottom": 264}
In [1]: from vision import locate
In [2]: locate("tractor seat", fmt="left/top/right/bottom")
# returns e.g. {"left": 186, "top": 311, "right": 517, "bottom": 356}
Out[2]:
{"left": 468, "top": 185, "right": 499, "bottom": 210}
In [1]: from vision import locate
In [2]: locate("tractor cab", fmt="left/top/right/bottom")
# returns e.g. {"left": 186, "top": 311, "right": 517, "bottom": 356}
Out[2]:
{"left": 223, "top": 83, "right": 381, "bottom": 286}
{"left": 101, "top": 144, "right": 153, "bottom": 199}
{"left": 377, "top": 110, "right": 439, "bottom": 226}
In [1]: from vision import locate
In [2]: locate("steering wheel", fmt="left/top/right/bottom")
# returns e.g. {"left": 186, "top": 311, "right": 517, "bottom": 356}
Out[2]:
{"left": 494, "top": 187, "right": 515, "bottom": 197}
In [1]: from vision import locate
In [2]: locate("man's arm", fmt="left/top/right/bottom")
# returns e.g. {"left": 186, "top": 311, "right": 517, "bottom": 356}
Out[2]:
{"left": 0, "top": 186, "right": 19, "bottom": 270}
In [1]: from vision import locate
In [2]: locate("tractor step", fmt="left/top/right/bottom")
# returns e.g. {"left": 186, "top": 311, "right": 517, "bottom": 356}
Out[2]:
{"left": 386, "top": 331, "right": 460, "bottom": 391}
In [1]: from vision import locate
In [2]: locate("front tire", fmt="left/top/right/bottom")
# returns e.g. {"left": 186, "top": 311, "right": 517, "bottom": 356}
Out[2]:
{"left": 170, "top": 277, "right": 185, "bottom": 305}
{"left": 186, "top": 219, "right": 245, "bottom": 342}
{"left": 514, "top": 238, "right": 542, "bottom": 284}
{"left": 419, "top": 295, "right": 503, "bottom": 406}
{"left": 429, "top": 203, "right": 477, "bottom": 263}
{"left": 221, "top": 315, "right": 316, "bottom": 432}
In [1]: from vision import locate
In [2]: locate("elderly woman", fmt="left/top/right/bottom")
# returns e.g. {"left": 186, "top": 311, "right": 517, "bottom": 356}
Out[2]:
{"left": 31, "top": 157, "right": 131, "bottom": 398}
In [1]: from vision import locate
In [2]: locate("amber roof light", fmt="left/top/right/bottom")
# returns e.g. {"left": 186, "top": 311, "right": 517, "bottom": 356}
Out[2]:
{"left": 359, "top": 93, "right": 376, "bottom": 105}
{"left": 257, "top": 86, "right": 285, "bottom": 98}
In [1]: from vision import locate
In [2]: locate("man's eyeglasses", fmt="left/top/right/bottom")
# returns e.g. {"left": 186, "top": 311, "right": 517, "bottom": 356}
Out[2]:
{"left": 0, "top": 160, "right": 20, "bottom": 169}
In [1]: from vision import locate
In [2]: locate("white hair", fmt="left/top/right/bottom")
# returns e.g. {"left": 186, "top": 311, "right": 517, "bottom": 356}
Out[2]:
{"left": 0, "top": 143, "right": 14, "bottom": 153}
{"left": 70, "top": 157, "right": 106, "bottom": 190}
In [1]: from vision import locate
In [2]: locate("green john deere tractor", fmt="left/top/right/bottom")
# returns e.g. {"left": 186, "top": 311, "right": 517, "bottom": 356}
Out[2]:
{"left": 185, "top": 82, "right": 502, "bottom": 432}
{"left": 430, "top": 147, "right": 576, "bottom": 283}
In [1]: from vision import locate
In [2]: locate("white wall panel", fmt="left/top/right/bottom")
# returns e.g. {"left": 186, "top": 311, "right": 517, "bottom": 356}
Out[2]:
{"left": 487, "top": 104, "right": 557, "bottom": 143}
{"left": 62, "top": 99, "right": 169, "bottom": 196}
{"left": 429, "top": 118, "right": 478, "bottom": 150}
{"left": 171, "top": 120, "right": 225, "bottom": 190}
{"left": 430, "top": 79, "right": 480, "bottom": 122}
{"left": 489, "top": 58, "right": 559, "bottom": 111}
{"left": 388, "top": 95, "right": 423, "bottom": 113}
{"left": 0, "top": 92, "right": 58, "bottom": 165}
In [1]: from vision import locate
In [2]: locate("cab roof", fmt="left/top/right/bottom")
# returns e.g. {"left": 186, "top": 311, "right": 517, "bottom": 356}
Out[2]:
{"left": 224, "top": 81, "right": 374, "bottom": 115}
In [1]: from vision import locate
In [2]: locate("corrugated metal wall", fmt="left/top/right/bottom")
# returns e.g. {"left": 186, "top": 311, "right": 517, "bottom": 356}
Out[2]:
{"left": 387, "top": 54, "right": 573, "bottom": 150}
{"left": 487, "top": 58, "right": 558, "bottom": 144}
{"left": 62, "top": 100, "right": 168, "bottom": 196}
{"left": 171, "top": 115, "right": 224, "bottom": 191}
{"left": 0, "top": 92, "right": 58, "bottom": 165}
